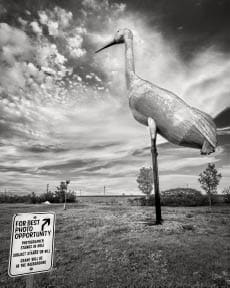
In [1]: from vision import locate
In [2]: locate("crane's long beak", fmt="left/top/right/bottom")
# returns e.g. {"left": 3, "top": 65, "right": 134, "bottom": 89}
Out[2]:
{"left": 95, "top": 40, "right": 116, "bottom": 53}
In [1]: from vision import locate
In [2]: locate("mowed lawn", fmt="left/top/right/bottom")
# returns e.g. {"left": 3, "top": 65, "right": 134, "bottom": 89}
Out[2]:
{"left": 0, "top": 201, "right": 230, "bottom": 288}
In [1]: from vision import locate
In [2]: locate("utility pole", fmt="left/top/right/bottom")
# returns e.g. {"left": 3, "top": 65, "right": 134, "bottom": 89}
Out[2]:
{"left": 46, "top": 184, "right": 49, "bottom": 193}
{"left": 104, "top": 186, "right": 106, "bottom": 196}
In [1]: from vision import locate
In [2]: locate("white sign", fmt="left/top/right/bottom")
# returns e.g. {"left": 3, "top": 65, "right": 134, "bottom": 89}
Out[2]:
{"left": 8, "top": 212, "right": 55, "bottom": 277}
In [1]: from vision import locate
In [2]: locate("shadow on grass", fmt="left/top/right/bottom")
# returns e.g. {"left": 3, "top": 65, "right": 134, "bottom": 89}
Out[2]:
{"left": 138, "top": 217, "right": 163, "bottom": 226}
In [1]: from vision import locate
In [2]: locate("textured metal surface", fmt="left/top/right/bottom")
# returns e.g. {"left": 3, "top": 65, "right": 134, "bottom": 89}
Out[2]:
{"left": 128, "top": 77, "right": 217, "bottom": 154}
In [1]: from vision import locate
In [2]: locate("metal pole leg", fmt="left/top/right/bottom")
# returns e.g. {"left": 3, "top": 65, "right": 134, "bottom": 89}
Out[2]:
{"left": 148, "top": 118, "right": 162, "bottom": 225}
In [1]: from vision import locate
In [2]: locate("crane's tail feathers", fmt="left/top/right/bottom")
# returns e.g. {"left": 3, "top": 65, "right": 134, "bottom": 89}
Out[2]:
{"left": 201, "top": 127, "right": 230, "bottom": 155}
{"left": 201, "top": 140, "right": 215, "bottom": 155}
{"left": 191, "top": 108, "right": 217, "bottom": 148}
{"left": 217, "top": 127, "right": 230, "bottom": 135}
{"left": 200, "top": 127, "right": 230, "bottom": 155}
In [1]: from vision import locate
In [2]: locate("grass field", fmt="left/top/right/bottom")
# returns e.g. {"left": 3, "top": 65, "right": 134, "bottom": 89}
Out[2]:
{"left": 0, "top": 200, "right": 230, "bottom": 288}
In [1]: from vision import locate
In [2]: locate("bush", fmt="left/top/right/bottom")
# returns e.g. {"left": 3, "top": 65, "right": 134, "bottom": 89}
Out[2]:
{"left": 0, "top": 190, "right": 77, "bottom": 204}
{"left": 39, "top": 191, "right": 55, "bottom": 203}
{"left": 128, "top": 195, "right": 156, "bottom": 206}
{"left": 0, "top": 193, "right": 31, "bottom": 203}
{"left": 131, "top": 188, "right": 209, "bottom": 207}
{"left": 38, "top": 190, "right": 77, "bottom": 203}
{"left": 161, "top": 188, "right": 208, "bottom": 206}
{"left": 128, "top": 197, "right": 143, "bottom": 206}
{"left": 140, "top": 195, "right": 155, "bottom": 206}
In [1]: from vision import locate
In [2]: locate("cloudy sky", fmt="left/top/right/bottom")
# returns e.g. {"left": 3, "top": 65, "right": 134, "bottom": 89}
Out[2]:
{"left": 0, "top": 0, "right": 229, "bottom": 195}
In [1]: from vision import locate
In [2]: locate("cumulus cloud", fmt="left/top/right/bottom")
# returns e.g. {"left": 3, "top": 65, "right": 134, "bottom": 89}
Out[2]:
{"left": 0, "top": 23, "right": 32, "bottom": 65}
{"left": 67, "top": 35, "right": 86, "bottom": 58}
{"left": 30, "top": 21, "right": 42, "bottom": 35}
{"left": 37, "top": 6, "right": 87, "bottom": 59}
{"left": 82, "top": 0, "right": 126, "bottom": 14}
{"left": 38, "top": 7, "right": 72, "bottom": 37}
{"left": 0, "top": 0, "right": 229, "bottom": 194}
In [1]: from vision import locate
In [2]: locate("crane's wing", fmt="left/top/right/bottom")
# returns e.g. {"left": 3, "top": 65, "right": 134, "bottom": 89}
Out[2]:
{"left": 129, "top": 77, "right": 217, "bottom": 151}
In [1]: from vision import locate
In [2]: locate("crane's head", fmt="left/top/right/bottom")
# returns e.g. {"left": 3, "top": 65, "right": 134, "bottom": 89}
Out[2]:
{"left": 95, "top": 28, "right": 133, "bottom": 53}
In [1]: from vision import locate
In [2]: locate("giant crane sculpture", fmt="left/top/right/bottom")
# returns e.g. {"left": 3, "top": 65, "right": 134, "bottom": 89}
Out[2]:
{"left": 96, "top": 28, "right": 217, "bottom": 224}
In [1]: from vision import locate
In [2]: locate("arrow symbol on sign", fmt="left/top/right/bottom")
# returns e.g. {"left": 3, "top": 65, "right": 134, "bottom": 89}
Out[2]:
{"left": 41, "top": 218, "right": 50, "bottom": 231}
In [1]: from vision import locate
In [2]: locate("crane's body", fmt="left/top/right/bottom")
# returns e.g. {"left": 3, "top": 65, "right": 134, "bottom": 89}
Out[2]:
{"left": 96, "top": 28, "right": 217, "bottom": 155}
{"left": 128, "top": 76, "right": 216, "bottom": 154}
{"left": 96, "top": 28, "right": 217, "bottom": 224}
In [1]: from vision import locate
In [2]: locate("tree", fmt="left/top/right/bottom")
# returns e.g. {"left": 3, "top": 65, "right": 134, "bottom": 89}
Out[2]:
{"left": 54, "top": 181, "right": 66, "bottom": 203}
{"left": 198, "top": 163, "right": 222, "bottom": 207}
{"left": 222, "top": 186, "right": 230, "bottom": 203}
{"left": 39, "top": 191, "right": 55, "bottom": 203}
{"left": 30, "top": 192, "right": 37, "bottom": 204}
{"left": 136, "top": 167, "right": 153, "bottom": 199}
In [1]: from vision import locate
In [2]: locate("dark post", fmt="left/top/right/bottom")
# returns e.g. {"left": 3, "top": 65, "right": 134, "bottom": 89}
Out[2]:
{"left": 26, "top": 275, "right": 34, "bottom": 288}
{"left": 64, "top": 189, "right": 67, "bottom": 210}
{"left": 64, "top": 180, "right": 70, "bottom": 210}
{"left": 151, "top": 137, "right": 162, "bottom": 224}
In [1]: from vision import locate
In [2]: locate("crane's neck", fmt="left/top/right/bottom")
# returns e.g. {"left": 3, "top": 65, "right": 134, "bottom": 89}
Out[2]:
{"left": 124, "top": 36, "right": 135, "bottom": 89}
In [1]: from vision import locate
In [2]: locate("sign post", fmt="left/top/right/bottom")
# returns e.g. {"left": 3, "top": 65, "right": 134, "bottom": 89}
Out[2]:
{"left": 8, "top": 212, "right": 55, "bottom": 285}
{"left": 26, "top": 274, "right": 34, "bottom": 288}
